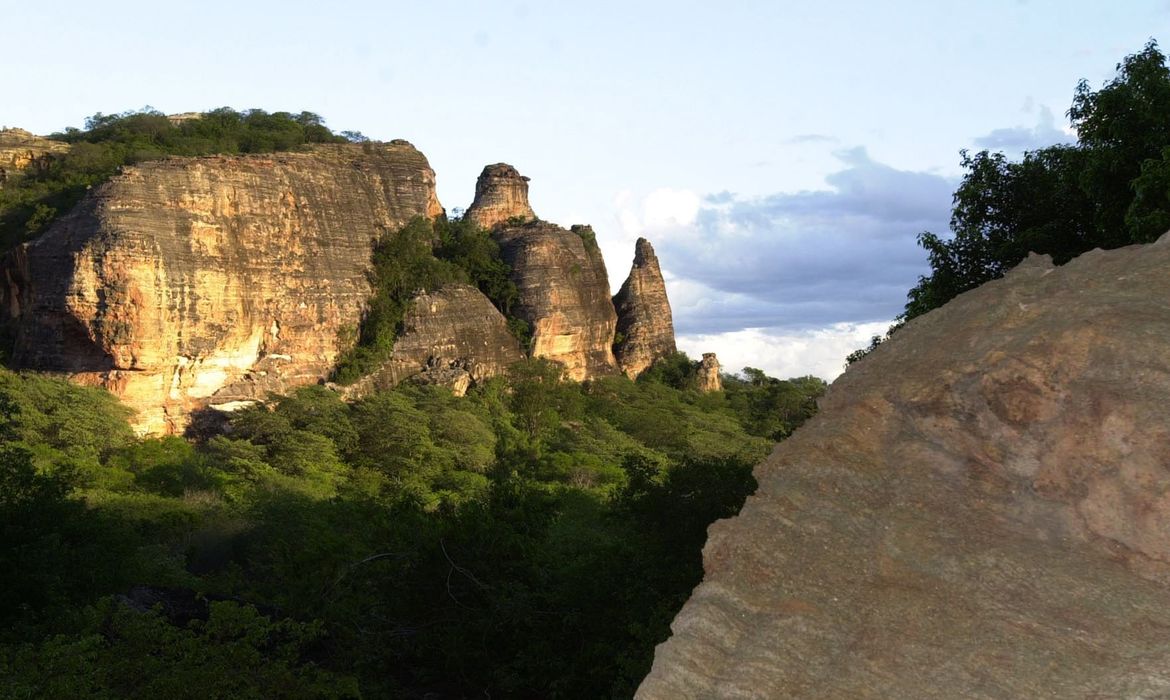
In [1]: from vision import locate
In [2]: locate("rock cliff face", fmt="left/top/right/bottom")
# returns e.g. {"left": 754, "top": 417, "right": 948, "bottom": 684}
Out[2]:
{"left": 494, "top": 220, "right": 619, "bottom": 380}
{"left": 639, "top": 237, "right": 1170, "bottom": 698}
{"left": 1, "top": 142, "right": 443, "bottom": 434}
{"left": 0, "top": 128, "right": 68, "bottom": 181}
{"left": 340, "top": 283, "right": 524, "bottom": 398}
{"left": 465, "top": 163, "right": 535, "bottom": 229}
{"left": 613, "top": 238, "right": 676, "bottom": 378}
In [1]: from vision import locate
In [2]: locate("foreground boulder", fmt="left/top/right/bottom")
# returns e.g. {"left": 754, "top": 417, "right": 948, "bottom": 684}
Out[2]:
{"left": 639, "top": 237, "right": 1170, "bottom": 698}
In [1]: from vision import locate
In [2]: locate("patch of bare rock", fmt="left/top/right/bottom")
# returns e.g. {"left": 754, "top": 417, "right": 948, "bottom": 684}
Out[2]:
{"left": 638, "top": 236, "right": 1170, "bottom": 698}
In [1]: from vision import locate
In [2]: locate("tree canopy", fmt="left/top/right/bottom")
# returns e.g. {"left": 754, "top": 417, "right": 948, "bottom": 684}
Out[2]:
{"left": 903, "top": 41, "right": 1170, "bottom": 321}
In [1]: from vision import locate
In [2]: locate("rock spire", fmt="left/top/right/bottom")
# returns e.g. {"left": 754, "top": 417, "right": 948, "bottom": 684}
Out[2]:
{"left": 613, "top": 238, "right": 676, "bottom": 378}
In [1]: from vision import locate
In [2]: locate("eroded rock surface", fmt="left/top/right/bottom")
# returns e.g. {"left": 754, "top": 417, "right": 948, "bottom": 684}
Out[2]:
{"left": 494, "top": 221, "right": 618, "bottom": 380}
{"left": 2, "top": 142, "right": 443, "bottom": 434}
{"left": 0, "top": 128, "right": 68, "bottom": 182}
{"left": 613, "top": 237, "right": 676, "bottom": 378}
{"left": 639, "top": 238, "right": 1170, "bottom": 698}
{"left": 465, "top": 163, "right": 535, "bottom": 229}
{"left": 340, "top": 283, "right": 524, "bottom": 398}
{"left": 696, "top": 352, "right": 722, "bottom": 392}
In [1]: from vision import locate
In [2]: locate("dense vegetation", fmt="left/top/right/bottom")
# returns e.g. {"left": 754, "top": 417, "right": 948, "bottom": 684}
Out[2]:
{"left": 0, "top": 108, "right": 359, "bottom": 251}
{"left": 0, "top": 354, "right": 823, "bottom": 697}
{"left": 331, "top": 216, "right": 528, "bottom": 384}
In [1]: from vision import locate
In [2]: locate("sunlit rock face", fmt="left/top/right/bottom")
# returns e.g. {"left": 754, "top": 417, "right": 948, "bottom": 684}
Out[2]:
{"left": 465, "top": 163, "right": 619, "bottom": 380}
{"left": 613, "top": 237, "right": 676, "bottom": 379}
{"left": 338, "top": 283, "right": 524, "bottom": 398}
{"left": 0, "top": 128, "right": 68, "bottom": 181}
{"left": 1, "top": 142, "right": 443, "bottom": 434}
{"left": 493, "top": 221, "right": 619, "bottom": 380}
{"left": 465, "top": 163, "right": 536, "bottom": 229}
{"left": 639, "top": 236, "right": 1170, "bottom": 698}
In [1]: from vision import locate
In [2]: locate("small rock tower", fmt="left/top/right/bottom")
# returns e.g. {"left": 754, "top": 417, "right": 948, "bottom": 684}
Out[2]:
{"left": 465, "top": 163, "right": 536, "bottom": 229}
{"left": 697, "top": 352, "right": 722, "bottom": 392}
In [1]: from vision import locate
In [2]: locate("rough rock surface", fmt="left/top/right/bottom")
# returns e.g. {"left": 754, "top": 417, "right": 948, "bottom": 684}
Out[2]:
{"left": 465, "top": 163, "right": 535, "bottom": 229}
{"left": 340, "top": 283, "right": 524, "bottom": 398}
{"left": 494, "top": 221, "right": 618, "bottom": 380}
{"left": 613, "top": 237, "right": 676, "bottom": 378}
{"left": 0, "top": 128, "right": 68, "bottom": 182}
{"left": 639, "top": 237, "right": 1170, "bottom": 699}
{"left": 696, "top": 353, "right": 722, "bottom": 392}
{"left": 1, "top": 142, "right": 443, "bottom": 434}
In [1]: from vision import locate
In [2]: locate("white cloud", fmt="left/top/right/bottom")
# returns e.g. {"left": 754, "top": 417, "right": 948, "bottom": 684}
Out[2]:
{"left": 677, "top": 321, "right": 892, "bottom": 382}
{"left": 615, "top": 148, "right": 950, "bottom": 333}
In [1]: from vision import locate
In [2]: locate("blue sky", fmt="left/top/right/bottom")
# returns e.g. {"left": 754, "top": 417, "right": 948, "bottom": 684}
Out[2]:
{"left": 5, "top": 0, "right": 1167, "bottom": 378}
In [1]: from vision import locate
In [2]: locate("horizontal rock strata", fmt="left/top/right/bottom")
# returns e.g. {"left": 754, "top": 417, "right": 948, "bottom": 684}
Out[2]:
{"left": 493, "top": 221, "right": 618, "bottom": 380}
{"left": 2, "top": 142, "right": 443, "bottom": 434}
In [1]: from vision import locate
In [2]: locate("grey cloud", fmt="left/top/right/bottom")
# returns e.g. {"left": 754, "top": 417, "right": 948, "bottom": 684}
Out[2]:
{"left": 656, "top": 148, "right": 952, "bottom": 334}
{"left": 972, "top": 105, "right": 1074, "bottom": 151}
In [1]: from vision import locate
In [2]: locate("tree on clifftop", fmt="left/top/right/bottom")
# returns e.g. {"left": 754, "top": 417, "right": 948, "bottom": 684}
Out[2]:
{"left": 903, "top": 41, "right": 1170, "bottom": 321}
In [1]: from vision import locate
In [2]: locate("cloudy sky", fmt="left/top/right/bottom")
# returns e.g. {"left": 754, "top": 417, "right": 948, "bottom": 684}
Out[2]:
{"left": 5, "top": 0, "right": 1166, "bottom": 380}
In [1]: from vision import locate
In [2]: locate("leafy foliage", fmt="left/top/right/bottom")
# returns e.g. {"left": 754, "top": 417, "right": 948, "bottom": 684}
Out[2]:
{"left": 0, "top": 107, "right": 354, "bottom": 251}
{"left": 0, "top": 354, "right": 823, "bottom": 697}
{"left": 333, "top": 215, "right": 533, "bottom": 383}
{"left": 904, "top": 42, "right": 1170, "bottom": 321}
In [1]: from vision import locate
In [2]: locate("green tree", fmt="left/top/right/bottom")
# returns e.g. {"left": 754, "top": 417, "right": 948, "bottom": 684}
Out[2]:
{"left": 902, "top": 41, "right": 1170, "bottom": 322}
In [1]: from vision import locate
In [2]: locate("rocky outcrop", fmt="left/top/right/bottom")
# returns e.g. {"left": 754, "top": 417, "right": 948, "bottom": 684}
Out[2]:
{"left": 1, "top": 142, "right": 443, "bottom": 434}
{"left": 639, "top": 237, "right": 1170, "bottom": 698}
{"left": 494, "top": 221, "right": 618, "bottom": 380}
{"left": 695, "top": 353, "right": 721, "bottom": 392}
{"left": 465, "top": 163, "right": 535, "bottom": 229}
{"left": 339, "top": 283, "right": 524, "bottom": 398}
{"left": 613, "top": 238, "right": 676, "bottom": 378}
{"left": 0, "top": 128, "right": 68, "bottom": 183}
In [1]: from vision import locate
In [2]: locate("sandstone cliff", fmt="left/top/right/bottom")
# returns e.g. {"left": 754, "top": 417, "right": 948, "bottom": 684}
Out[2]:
{"left": 494, "top": 221, "right": 619, "bottom": 380}
{"left": 0, "top": 128, "right": 68, "bottom": 182}
{"left": 639, "top": 237, "right": 1170, "bottom": 698}
{"left": 2, "top": 142, "right": 443, "bottom": 434}
{"left": 338, "top": 283, "right": 524, "bottom": 398}
{"left": 463, "top": 162, "right": 620, "bottom": 380}
{"left": 613, "top": 238, "right": 676, "bottom": 378}
{"left": 465, "top": 163, "right": 535, "bottom": 229}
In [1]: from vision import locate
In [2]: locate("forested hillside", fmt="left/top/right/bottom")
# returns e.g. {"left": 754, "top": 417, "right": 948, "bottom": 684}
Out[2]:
{"left": 0, "top": 357, "right": 823, "bottom": 697}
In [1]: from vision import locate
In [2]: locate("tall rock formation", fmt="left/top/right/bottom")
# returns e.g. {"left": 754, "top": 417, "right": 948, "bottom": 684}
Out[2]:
{"left": 613, "top": 237, "right": 676, "bottom": 378}
{"left": 696, "top": 353, "right": 721, "bottom": 392}
{"left": 494, "top": 221, "right": 619, "bottom": 380}
{"left": 463, "top": 162, "right": 620, "bottom": 380}
{"left": 639, "top": 236, "right": 1170, "bottom": 698}
{"left": 1, "top": 142, "right": 443, "bottom": 434}
{"left": 338, "top": 283, "right": 524, "bottom": 398}
{"left": 465, "top": 163, "right": 535, "bottom": 229}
